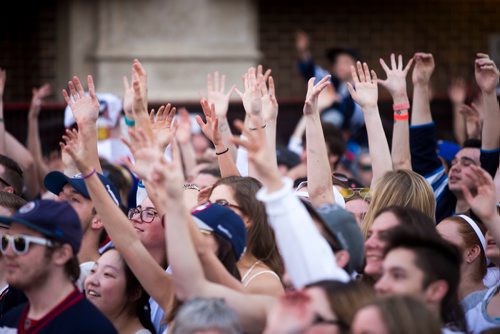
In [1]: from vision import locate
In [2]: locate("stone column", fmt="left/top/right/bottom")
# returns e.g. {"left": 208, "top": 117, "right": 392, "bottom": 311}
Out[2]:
{"left": 89, "top": 0, "right": 260, "bottom": 102}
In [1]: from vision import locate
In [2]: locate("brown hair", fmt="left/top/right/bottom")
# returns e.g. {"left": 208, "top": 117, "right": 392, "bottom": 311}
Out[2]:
{"left": 361, "top": 295, "right": 442, "bottom": 334}
{"left": 440, "top": 216, "right": 487, "bottom": 282}
{"left": 0, "top": 192, "right": 26, "bottom": 213}
{"left": 362, "top": 170, "right": 435, "bottom": 237}
{"left": 213, "top": 176, "right": 284, "bottom": 277}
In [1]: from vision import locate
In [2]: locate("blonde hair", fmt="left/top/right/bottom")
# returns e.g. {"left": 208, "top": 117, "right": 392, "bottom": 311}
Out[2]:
{"left": 361, "top": 170, "right": 435, "bottom": 237}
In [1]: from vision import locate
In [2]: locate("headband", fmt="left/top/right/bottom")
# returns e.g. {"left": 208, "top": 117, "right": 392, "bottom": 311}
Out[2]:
{"left": 456, "top": 214, "right": 488, "bottom": 263}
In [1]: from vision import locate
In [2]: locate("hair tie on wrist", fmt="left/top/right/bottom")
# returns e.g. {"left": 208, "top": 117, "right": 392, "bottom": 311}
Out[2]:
{"left": 215, "top": 148, "right": 229, "bottom": 156}
{"left": 124, "top": 115, "right": 136, "bottom": 127}
{"left": 393, "top": 113, "right": 409, "bottom": 121}
{"left": 249, "top": 124, "right": 266, "bottom": 131}
{"left": 82, "top": 168, "right": 97, "bottom": 179}
{"left": 393, "top": 102, "right": 410, "bottom": 111}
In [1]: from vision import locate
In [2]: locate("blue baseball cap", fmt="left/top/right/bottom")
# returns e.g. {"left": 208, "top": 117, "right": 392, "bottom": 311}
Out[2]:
{"left": 0, "top": 200, "right": 83, "bottom": 254}
{"left": 44, "top": 171, "right": 121, "bottom": 206}
{"left": 437, "top": 140, "right": 461, "bottom": 164}
{"left": 191, "top": 202, "right": 246, "bottom": 260}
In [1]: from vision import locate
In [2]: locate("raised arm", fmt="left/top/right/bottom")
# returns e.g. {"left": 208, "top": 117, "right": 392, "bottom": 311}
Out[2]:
{"left": 347, "top": 62, "right": 392, "bottom": 185}
{"left": 61, "top": 128, "right": 175, "bottom": 314}
{"left": 378, "top": 54, "right": 413, "bottom": 170}
{"left": 258, "top": 66, "right": 279, "bottom": 170}
{"left": 175, "top": 107, "right": 198, "bottom": 179}
{"left": 410, "top": 53, "right": 435, "bottom": 125}
{"left": 0, "top": 69, "right": 6, "bottom": 154}
{"left": 474, "top": 53, "right": 500, "bottom": 152}
{"left": 448, "top": 78, "right": 468, "bottom": 145}
{"left": 196, "top": 100, "right": 240, "bottom": 177}
{"left": 62, "top": 75, "right": 102, "bottom": 174}
{"left": 27, "top": 84, "right": 52, "bottom": 186}
{"left": 303, "top": 75, "right": 335, "bottom": 206}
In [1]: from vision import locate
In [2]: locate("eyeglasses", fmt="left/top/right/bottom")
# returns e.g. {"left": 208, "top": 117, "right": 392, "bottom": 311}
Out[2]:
{"left": 358, "top": 163, "right": 372, "bottom": 172}
{"left": 1, "top": 234, "right": 53, "bottom": 256}
{"left": 213, "top": 199, "right": 243, "bottom": 211}
{"left": 312, "top": 313, "right": 349, "bottom": 329}
{"left": 0, "top": 176, "right": 11, "bottom": 188}
{"left": 127, "top": 207, "right": 159, "bottom": 223}
{"left": 338, "top": 187, "right": 371, "bottom": 199}
{"left": 332, "top": 173, "right": 349, "bottom": 182}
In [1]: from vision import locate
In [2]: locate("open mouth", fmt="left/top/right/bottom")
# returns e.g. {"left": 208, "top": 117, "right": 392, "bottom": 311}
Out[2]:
{"left": 87, "top": 289, "right": 101, "bottom": 297}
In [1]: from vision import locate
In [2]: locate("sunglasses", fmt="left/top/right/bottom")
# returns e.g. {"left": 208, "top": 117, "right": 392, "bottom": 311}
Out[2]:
{"left": 1, "top": 234, "right": 53, "bottom": 256}
{"left": 338, "top": 187, "right": 371, "bottom": 199}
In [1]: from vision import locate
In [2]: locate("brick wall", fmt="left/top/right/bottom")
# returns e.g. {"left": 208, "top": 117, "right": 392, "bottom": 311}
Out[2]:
{"left": 258, "top": 0, "right": 500, "bottom": 100}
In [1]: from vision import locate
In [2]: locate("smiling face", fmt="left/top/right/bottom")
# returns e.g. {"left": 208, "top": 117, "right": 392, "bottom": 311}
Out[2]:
{"left": 486, "top": 231, "right": 500, "bottom": 266}
{"left": 84, "top": 249, "right": 129, "bottom": 318}
{"left": 129, "top": 197, "right": 165, "bottom": 251}
{"left": 364, "top": 212, "right": 400, "bottom": 279}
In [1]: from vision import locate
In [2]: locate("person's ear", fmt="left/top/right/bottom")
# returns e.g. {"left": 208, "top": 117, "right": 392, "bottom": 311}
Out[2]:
{"left": 424, "top": 280, "right": 448, "bottom": 305}
{"left": 91, "top": 214, "right": 103, "bottom": 230}
{"left": 51, "top": 244, "right": 73, "bottom": 266}
{"left": 2, "top": 186, "right": 14, "bottom": 194}
{"left": 334, "top": 250, "right": 350, "bottom": 269}
{"left": 465, "top": 244, "right": 481, "bottom": 264}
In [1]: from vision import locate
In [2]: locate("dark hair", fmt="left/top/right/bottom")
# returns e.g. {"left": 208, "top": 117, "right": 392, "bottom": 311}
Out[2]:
{"left": 198, "top": 166, "right": 221, "bottom": 178}
{"left": 102, "top": 248, "right": 156, "bottom": 333}
{"left": 45, "top": 243, "right": 80, "bottom": 283}
{"left": 301, "top": 123, "right": 345, "bottom": 170}
{"left": 213, "top": 176, "right": 284, "bottom": 277}
{"left": 307, "top": 280, "right": 374, "bottom": 334}
{"left": 462, "top": 139, "right": 481, "bottom": 149}
{"left": 383, "top": 228, "right": 466, "bottom": 332}
{"left": 0, "top": 155, "right": 24, "bottom": 195}
{"left": 0, "top": 192, "right": 26, "bottom": 213}
{"left": 100, "top": 159, "right": 133, "bottom": 210}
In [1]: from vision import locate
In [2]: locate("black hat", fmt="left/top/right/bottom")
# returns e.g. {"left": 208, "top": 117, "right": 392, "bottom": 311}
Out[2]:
{"left": 326, "top": 47, "right": 360, "bottom": 63}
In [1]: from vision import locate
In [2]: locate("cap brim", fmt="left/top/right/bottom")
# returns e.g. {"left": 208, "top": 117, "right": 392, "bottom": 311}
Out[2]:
{"left": 44, "top": 171, "right": 89, "bottom": 198}
{"left": 0, "top": 215, "right": 55, "bottom": 238}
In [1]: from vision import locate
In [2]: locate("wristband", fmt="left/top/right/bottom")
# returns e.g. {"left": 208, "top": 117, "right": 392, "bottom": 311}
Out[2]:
{"left": 394, "top": 113, "right": 409, "bottom": 121}
{"left": 124, "top": 115, "right": 136, "bottom": 127}
{"left": 249, "top": 124, "right": 266, "bottom": 131}
{"left": 393, "top": 102, "right": 410, "bottom": 111}
{"left": 215, "top": 147, "right": 229, "bottom": 156}
{"left": 82, "top": 168, "right": 97, "bottom": 179}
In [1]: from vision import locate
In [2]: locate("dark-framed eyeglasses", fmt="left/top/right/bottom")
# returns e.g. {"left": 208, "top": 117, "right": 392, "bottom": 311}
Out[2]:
{"left": 1, "top": 234, "right": 53, "bottom": 256}
{"left": 0, "top": 176, "right": 11, "bottom": 188}
{"left": 127, "top": 207, "right": 159, "bottom": 223}
{"left": 212, "top": 199, "right": 243, "bottom": 212}
{"left": 312, "top": 313, "right": 349, "bottom": 329}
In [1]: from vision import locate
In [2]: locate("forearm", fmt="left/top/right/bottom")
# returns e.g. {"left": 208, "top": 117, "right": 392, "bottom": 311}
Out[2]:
{"left": 364, "top": 109, "right": 392, "bottom": 185}
{"left": 305, "top": 113, "right": 334, "bottom": 206}
{"left": 179, "top": 140, "right": 197, "bottom": 180}
{"left": 391, "top": 95, "right": 412, "bottom": 170}
{"left": 481, "top": 91, "right": 500, "bottom": 151}
{"left": 411, "top": 84, "right": 433, "bottom": 125}
{"left": 27, "top": 116, "right": 50, "bottom": 182}
{"left": 256, "top": 178, "right": 349, "bottom": 288}
{"left": 452, "top": 106, "right": 466, "bottom": 145}
{"left": 198, "top": 252, "right": 245, "bottom": 292}
{"left": 215, "top": 143, "right": 240, "bottom": 178}
{"left": 265, "top": 119, "right": 278, "bottom": 170}
{"left": 217, "top": 116, "right": 237, "bottom": 162}
{"left": 78, "top": 123, "right": 102, "bottom": 173}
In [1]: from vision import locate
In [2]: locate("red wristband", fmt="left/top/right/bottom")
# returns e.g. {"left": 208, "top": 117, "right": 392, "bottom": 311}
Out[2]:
{"left": 393, "top": 102, "right": 410, "bottom": 111}
{"left": 394, "top": 113, "right": 409, "bottom": 121}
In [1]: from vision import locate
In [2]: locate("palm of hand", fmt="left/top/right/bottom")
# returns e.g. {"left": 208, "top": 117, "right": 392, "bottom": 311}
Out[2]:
{"left": 151, "top": 122, "right": 172, "bottom": 149}
{"left": 384, "top": 71, "right": 407, "bottom": 95}
{"left": 208, "top": 91, "right": 229, "bottom": 117}
{"left": 134, "top": 147, "right": 163, "bottom": 180}
{"left": 352, "top": 82, "right": 378, "bottom": 108}
{"left": 72, "top": 97, "right": 99, "bottom": 124}
{"left": 261, "top": 94, "right": 278, "bottom": 120}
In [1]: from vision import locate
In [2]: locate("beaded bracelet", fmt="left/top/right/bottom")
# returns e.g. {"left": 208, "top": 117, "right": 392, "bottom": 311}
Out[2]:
{"left": 393, "top": 102, "right": 410, "bottom": 111}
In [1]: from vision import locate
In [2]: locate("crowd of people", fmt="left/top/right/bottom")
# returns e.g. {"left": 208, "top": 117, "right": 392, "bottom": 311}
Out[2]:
{"left": 0, "top": 31, "right": 497, "bottom": 334}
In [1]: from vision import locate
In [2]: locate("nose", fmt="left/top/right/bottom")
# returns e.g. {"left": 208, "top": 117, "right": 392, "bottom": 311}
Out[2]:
{"left": 374, "top": 276, "right": 388, "bottom": 295}
{"left": 365, "top": 234, "right": 379, "bottom": 250}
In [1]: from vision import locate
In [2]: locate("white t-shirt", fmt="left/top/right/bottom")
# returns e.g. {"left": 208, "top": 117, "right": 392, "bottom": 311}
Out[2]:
{"left": 465, "top": 283, "right": 500, "bottom": 333}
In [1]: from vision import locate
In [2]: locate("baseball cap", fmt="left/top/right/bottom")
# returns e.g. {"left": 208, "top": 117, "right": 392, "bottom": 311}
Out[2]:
{"left": 44, "top": 171, "right": 121, "bottom": 206}
{"left": 301, "top": 200, "right": 364, "bottom": 274}
{"left": 437, "top": 140, "right": 461, "bottom": 164}
{"left": 0, "top": 200, "right": 83, "bottom": 254}
{"left": 191, "top": 202, "right": 246, "bottom": 260}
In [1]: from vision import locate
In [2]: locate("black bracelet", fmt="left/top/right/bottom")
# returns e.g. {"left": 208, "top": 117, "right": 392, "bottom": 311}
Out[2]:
{"left": 215, "top": 147, "right": 229, "bottom": 155}
{"left": 249, "top": 124, "right": 266, "bottom": 131}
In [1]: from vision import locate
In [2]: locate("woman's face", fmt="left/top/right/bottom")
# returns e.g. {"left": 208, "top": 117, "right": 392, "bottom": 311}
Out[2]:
{"left": 351, "top": 305, "right": 388, "bottom": 334}
{"left": 209, "top": 184, "right": 249, "bottom": 227}
{"left": 345, "top": 199, "right": 369, "bottom": 226}
{"left": 364, "top": 212, "right": 400, "bottom": 278}
{"left": 85, "top": 249, "right": 129, "bottom": 317}
{"left": 486, "top": 231, "right": 500, "bottom": 266}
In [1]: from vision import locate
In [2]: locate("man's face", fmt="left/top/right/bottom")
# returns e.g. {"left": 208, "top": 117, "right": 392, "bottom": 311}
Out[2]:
{"left": 448, "top": 148, "right": 480, "bottom": 194}
{"left": 129, "top": 197, "right": 165, "bottom": 251}
{"left": 2, "top": 223, "right": 52, "bottom": 290}
{"left": 56, "top": 184, "right": 94, "bottom": 230}
{"left": 374, "top": 248, "right": 426, "bottom": 299}
{"left": 332, "top": 54, "right": 356, "bottom": 82}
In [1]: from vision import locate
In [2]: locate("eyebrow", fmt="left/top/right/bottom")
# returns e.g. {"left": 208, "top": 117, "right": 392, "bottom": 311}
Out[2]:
{"left": 103, "top": 264, "right": 120, "bottom": 272}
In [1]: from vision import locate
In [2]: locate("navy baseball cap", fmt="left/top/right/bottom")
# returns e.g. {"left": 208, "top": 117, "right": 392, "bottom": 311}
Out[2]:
{"left": 191, "top": 202, "right": 246, "bottom": 260}
{"left": 44, "top": 171, "right": 121, "bottom": 206}
{"left": 0, "top": 200, "right": 83, "bottom": 254}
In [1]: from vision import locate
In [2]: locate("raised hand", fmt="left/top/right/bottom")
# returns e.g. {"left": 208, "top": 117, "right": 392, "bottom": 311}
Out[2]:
{"left": 462, "top": 165, "right": 497, "bottom": 222}
{"left": 123, "top": 74, "right": 134, "bottom": 119}
{"left": 150, "top": 103, "right": 176, "bottom": 151}
{"left": 412, "top": 53, "right": 435, "bottom": 86}
{"left": 458, "top": 103, "right": 482, "bottom": 139}
{"left": 295, "top": 30, "right": 310, "bottom": 53}
{"left": 122, "top": 128, "right": 163, "bottom": 182}
{"left": 28, "top": 83, "right": 51, "bottom": 119}
{"left": 62, "top": 75, "right": 99, "bottom": 125}
{"left": 149, "top": 141, "right": 185, "bottom": 200}
{"left": 475, "top": 53, "right": 499, "bottom": 94}
{"left": 264, "top": 290, "right": 316, "bottom": 334}
{"left": 205, "top": 71, "right": 235, "bottom": 118}
{"left": 235, "top": 67, "right": 263, "bottom": 116}
{"left": 130, "top": 61, "right": 154, "bottom": 139}
{"left": 257, "top": 65, "right": 278, "bottom": 122}
{"left": 347, "top": 62, "right": 378, "bottom": 110}
{"left": 448, "top": 78, "right": 467, "bottom": 106}
{"left": 303, "top": 75, "right": 331, "bottom": 115}
{"left": 175, "top": 107, "right": 192, "bottom": 145}
{"left": 196, "top": 100, "right": 222, "bottom": 146}
{"left": 60, "top": 128, "right": 89, "bottom": 174}
{"left": 378, "top": 54, "right": 413, "bottom": 103}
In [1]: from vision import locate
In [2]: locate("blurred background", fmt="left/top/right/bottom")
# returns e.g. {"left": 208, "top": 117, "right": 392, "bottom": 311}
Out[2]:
{"left": 0, "top": 0, "right": 499, "bottom": 152}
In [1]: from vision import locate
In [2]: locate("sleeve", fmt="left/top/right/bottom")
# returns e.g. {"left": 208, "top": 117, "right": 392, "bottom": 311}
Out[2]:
{"left": 297, "top": 57, "right": 330, "bottom": 84}
{"left": 235, "top": 136, "right": 249, "bottom": 177}
{"left": 256, "top": 178, "right": 350, "bottom": 288}
{"left": 480, "top": 149, "right": 500, "bottom": 178}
